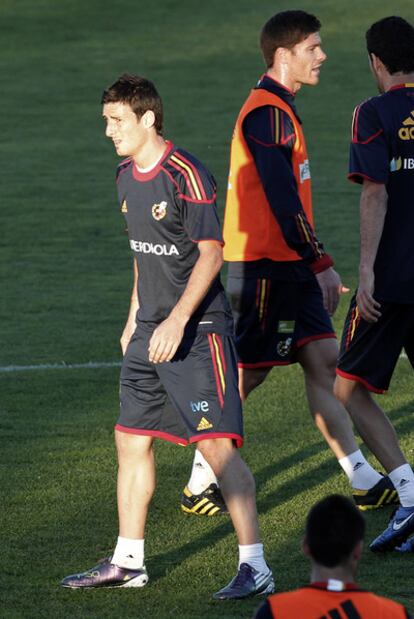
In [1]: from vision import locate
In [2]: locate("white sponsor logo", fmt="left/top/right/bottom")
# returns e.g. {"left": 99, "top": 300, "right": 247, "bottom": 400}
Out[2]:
{"left": 299, "top": 159, "right": 311, "bottom": 183}
{"left": 390, "top": 157, "right": 414, "bottom": 171}
{"left": 129, "top": 239, "right": 179, "bottom": 256}
{"left": 191, "top": 400, "right": 209, "bottom": 413}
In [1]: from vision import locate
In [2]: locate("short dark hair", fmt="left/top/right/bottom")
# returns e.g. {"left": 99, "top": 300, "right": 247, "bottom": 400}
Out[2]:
{"left": 305, "top": 495, "right": 365, "bottom": 568}
{"left": 366, "top": 16, "right": 414, "bottom": 74}
{"left": 260, "top": 10, "right": 321, "bottom": 68}
{"left": 101, "top": 73, "right": 163, "bottom": 134}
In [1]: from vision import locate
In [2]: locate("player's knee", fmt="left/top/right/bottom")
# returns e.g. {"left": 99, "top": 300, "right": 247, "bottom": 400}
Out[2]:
{"left": 197, "top": 438, "right": 237, "bottom": 474}
{"left": 218, "top": 456, "right": 256, "bottom": 496}
{"left": 299, "top": 340, "right": 338, "bottom": 381}
{"left": 239, "top": 368, "right": 269, "bottom": 400}
{"left": 115, "top": 429, "right": 153, "bottom": 462}
{"left": 197, "top": 438, "right": 233, "bottom": 462}
{"left": 333, "top": 376, "right": 352, "bottom": 407}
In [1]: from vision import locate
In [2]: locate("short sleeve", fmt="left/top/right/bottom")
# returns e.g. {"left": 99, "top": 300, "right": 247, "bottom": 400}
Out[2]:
{"left": 173, "top": 153, "right": 223, "bottom": 244}
{"left": 349, "top": 99, "right": 389, "bottom": 184}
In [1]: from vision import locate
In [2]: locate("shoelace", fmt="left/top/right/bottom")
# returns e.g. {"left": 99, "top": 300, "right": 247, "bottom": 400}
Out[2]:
{"left": 205, "top": 485, "right": 226, "bottom": 506}
{"left": 231, "top": 564, "right": 254, "bottom": 590}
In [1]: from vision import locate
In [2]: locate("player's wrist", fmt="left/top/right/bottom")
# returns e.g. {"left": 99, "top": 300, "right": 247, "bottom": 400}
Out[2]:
{"left": 359, "top": 263, "right": 374, "bottom": 275}
{"left": 309, "top": 254, "right": 334, "bottom": 274}
{"left": 168, "top": 306, "right": 191, "bottom": 326}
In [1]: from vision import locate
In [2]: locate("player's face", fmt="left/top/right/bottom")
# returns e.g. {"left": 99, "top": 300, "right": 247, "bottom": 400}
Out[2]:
{"left": 103, "top": 102, "right": 147, "bottom": 158}
{"left": 286, "top": 32, "right": 327, "bottom": 89}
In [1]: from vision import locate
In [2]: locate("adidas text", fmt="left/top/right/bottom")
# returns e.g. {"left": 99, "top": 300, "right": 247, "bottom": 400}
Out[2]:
{"left": 399, "top": 127, "right": 414, "bottom": 140}
{"left": 398, "top": 110, "right": 414, "bottom": 140}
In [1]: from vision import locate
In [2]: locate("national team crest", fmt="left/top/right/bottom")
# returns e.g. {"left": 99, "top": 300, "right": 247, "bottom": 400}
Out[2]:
{"left": 152, "top": 201, "right": 167, "bottom": 221}
{"left": 277, "top": 337, "right": 292, "bottom": 358}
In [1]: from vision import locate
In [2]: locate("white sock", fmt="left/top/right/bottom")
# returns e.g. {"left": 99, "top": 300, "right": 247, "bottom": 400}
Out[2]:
{"left": 187, "top": 449, "right": 218, "bottom": 495}
{"left": 389, "top": 464, "right": 414, "bottom": 507}
{"left": 238, "top": 543, "right": 267, "bottom": 573}
{"left": 111, "top": 536, "right": 144, "bottom": 569}
{"left": 338, "top": 450, "right": 382, "bottom": 490}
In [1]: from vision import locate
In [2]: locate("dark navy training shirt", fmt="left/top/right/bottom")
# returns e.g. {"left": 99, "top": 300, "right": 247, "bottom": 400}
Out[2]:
{"left": 349, "top": 83, "right": 414, "bottom": 303}
{"left": 116, "top": 141, "right": 233, "bottom": 334}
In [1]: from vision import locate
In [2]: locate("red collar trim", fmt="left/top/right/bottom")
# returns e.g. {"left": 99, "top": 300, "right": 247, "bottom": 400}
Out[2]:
{"left": 132, "top": 140, "right": 174, "bottom": 181}
{"left": 388, "top": 83, "right": 414, "bottom": 92}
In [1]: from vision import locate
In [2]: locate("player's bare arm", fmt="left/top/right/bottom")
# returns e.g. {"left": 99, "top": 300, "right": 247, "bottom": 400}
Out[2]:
{"left": 148, "top": 240, "right": 223, "bottom": 363}
{"left": 357, "top": 180, "right": 387, "bottom": 323}
{"left": 120, "top": 259, "right": 139, "bottom": 355}
{"left": 315, "top": 266, "right": 345, "bottom": 316}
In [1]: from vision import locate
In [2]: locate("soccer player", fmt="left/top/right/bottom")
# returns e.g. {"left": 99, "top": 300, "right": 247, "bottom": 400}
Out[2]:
{"left": 253, "top": 495, "right": 412, "bottom": 618}
{"left": 61, "top": 74, "right": 274, "bottom": 599}
{"left": 334, "top": 16, "right": 414, "bottom": 552}
{"left": 182, "top": 10, "right": 397, "bottom": 517}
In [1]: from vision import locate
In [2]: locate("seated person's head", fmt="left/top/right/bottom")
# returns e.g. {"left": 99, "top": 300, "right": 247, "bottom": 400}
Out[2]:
{"left": 303, "top": 494, "right": 365, "bottom": 569}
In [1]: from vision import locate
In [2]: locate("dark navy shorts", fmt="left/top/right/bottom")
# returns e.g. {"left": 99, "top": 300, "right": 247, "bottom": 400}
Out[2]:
{"left": 337, "top": 294, "right": 414, "bottom": 393}
{"left": 117, "top": 324, "right": 243, "bottom": 447}
{"left": 226, "top": 274, "right": 335, "bottom": 368}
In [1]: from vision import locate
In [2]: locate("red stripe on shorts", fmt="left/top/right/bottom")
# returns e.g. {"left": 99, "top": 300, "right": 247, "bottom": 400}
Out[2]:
{"left": 208, "top": 333, "right": 225, "bottom": 408}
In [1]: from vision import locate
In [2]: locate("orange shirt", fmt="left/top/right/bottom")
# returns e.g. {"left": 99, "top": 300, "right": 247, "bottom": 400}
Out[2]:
{"left": 224, "top": 87, "right": 313, "bottom": 262}
{"left": 223, "top": 77, "right": 333, "bottom": 273}
{"left": 255, "top": 582, "right": 410, "bottom": 619}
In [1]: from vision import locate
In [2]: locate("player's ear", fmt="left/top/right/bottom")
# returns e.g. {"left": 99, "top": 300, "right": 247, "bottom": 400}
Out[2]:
{"left": 352, "top": 539, "right": 363, "bottom": 562}
{"left": 369, "top": 53, "right": 381, "bottom": 73}
{"left": 275, "top": 46, "right": 289, "bottom": 66}
{"left": 142, "top": 110, "right": 156, "bottom": 129}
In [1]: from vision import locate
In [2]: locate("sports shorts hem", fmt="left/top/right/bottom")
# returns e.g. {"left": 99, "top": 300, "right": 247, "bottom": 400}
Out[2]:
{"left": 115, "top": 424, "right": 243, "bottom": 448}
{"left": 238, "top": 333, "right": 336, "bottom": 368}
{"left": 335, "top": 369, "right": 386, "bottom": 394}
{"left": 238, "top": 361, "right": 290, "bottom": 369}
{"left": 189, "top": 432, "right": 243, "bottom": 448}
{"left": 296, "top": 332, "right": 336, "bottom": 349}
{"left": 114, "top": 424, "right": 187, "bottom": 445}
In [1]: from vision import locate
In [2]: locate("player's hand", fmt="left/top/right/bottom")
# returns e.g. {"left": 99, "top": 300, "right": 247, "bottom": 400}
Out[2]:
{"left": 148, "top": 315, "right": 185, "bottom": 363}
{"left": 315, "top": 267, "right": 346, "bottom": 316}
{"left": 356, "top": 270, "right": 381, "bottom": 323}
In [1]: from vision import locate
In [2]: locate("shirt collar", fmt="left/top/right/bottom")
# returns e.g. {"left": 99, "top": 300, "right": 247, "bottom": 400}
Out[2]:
{"left": 255, "top": 74, "right": 299, "bottom": 118}
{"left": 388, "top": 82, "right": 414, "bottom": 92}
{"left": 310, "top": 581, "right": 360, "bottom": 592}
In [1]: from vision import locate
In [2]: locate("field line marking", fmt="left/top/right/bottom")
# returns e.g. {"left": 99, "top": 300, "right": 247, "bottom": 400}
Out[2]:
{"left": 0, "top": 352, "right": 409, "bottom": 373}
{"left": 0, "top": 361, "right": 122, "bottom": 373}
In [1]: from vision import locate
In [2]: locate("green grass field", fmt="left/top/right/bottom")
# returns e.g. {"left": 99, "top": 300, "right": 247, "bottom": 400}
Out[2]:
{"left": 2, "top": 1, "right": 414, "bottom": 617}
